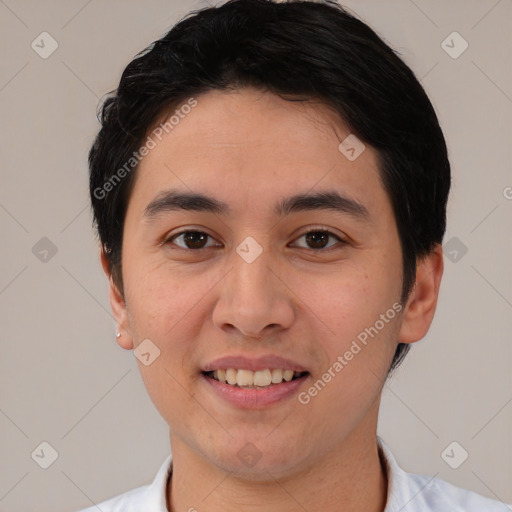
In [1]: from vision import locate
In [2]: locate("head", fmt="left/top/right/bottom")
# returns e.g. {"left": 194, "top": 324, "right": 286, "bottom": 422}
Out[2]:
{"left": 89, "top": 0, "right": 449, "bottom": 478}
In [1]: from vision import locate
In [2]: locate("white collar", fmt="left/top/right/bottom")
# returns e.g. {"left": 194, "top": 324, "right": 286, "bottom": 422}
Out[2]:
{"left": 143, "top": 437, "right": 408, "bottom": 511}
{"left": 127, "top": 436, "right": 507, "bottom": 512}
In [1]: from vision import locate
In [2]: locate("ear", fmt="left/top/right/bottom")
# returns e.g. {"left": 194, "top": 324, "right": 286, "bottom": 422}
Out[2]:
{"left": 397, "top": 244, "right": 444, "bottom": 344}
{"left": 100, "top": 249, "right": 134, "bottom": 350}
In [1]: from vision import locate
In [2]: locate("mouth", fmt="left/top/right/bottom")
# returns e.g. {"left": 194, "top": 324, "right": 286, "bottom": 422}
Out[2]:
{"left": 202, "top": 368, "right": 309, "bottom": 389}
{"left": 200, "top": 355, "right": 310, "bottom": 408}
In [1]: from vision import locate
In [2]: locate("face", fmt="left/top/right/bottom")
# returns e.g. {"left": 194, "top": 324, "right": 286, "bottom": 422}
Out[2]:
{"left": 107, "top": 87, "right": 441, "bottom": 480}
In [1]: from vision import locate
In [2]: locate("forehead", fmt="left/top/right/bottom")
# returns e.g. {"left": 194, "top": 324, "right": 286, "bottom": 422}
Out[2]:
{"left": 130, "top": 88, "right": 388, "bottom": 218}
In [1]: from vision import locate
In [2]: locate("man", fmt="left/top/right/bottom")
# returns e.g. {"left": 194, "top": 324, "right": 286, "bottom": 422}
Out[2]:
{"left": 82, "top": 0, "right": 510, "bottom": 510}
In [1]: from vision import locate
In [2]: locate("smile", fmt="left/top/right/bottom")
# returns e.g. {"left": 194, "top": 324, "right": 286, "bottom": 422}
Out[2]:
{"left": 204, "top": 368, "right": 308, "bottom": 389}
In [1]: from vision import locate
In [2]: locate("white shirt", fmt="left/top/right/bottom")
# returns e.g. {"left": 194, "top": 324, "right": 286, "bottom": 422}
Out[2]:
{"left": 78, "top": 438, "right": 511, "bottom": 511}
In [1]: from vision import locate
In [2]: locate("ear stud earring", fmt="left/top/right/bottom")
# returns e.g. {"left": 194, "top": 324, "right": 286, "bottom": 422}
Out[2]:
{"left": 116, "top": 332, "right": 121, "bottom": 338}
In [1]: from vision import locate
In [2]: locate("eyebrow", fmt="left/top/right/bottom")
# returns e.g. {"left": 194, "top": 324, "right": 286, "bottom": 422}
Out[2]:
{"left": 144, "top": 189, "right": 369, "bottom": 220}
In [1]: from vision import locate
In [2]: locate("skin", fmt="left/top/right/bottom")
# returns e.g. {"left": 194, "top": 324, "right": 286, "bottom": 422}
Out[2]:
{"left": 102, "top": 87, "right": 443, "bottom": 512}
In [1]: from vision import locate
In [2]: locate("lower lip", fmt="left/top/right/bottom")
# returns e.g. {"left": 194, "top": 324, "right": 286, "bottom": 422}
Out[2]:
{"left": 202, "top": 373, "right": 309, "bottom": 409}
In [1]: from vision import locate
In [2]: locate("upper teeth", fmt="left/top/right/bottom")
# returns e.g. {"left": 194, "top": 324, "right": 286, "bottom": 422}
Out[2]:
{"left": 212, "top": 368, "right": 298, "bottom": 387}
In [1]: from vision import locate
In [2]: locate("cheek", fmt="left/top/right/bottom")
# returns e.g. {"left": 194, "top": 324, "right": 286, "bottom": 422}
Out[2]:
{"left": 295, "top": 262, "right": 400, "bottom": 345}
{"left": 292, "top": 258, "right": 403, "bottom": 407}
{"left": 297, "top": 282, "right": 401, "bottom": 429}
{"left": 123, "top": 261, "right": 220, "bottom": 389}
{"left": 124, "top": 257, "right": 204, "bottom": 335}
{"left": 122, "top": 265, "right": 206, "bottom": 418}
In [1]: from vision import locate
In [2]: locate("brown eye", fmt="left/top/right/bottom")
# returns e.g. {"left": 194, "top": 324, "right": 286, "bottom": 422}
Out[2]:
{"left": 305, "top": 231, "right": 330, "bottom": 249}
{"left": 294, "top": 230, "right": 345, "bottom": 250}
{"left": 169, "top": 231, "right": 218, "bottom": 250}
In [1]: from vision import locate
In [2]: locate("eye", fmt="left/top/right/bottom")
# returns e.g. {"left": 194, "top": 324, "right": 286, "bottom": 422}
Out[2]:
{"left": 166, "top": 230, "right": 221, "bottom": 250}
{"left": 165, "top": 228, "right": 345, "bottom": 251}
{"left": 292, "top": 229, "right": 346, "bottom": 250}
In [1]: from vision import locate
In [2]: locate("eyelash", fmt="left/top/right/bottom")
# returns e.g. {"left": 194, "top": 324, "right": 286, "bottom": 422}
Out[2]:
{"left": 165, "top": 228, "right": 347, "bottom": 252}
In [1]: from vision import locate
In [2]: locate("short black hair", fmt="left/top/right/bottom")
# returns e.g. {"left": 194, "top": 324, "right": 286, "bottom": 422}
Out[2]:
{"left": 89, "top": 0, "right": 451, "bottom": 372}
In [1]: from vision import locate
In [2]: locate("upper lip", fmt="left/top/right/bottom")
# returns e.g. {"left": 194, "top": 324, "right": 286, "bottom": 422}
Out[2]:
{"left": 202, "top": 355, "right": 308, "bottom": 373}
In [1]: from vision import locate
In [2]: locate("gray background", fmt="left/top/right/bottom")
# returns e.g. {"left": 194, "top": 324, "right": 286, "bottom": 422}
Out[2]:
{"left": 0, "top": 1, "right": 511, "bottom": 511}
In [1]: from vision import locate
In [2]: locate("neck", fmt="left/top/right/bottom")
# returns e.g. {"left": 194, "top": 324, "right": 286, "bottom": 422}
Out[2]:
{"left": 167, "top": 424, "right": 388, "bottom": 512}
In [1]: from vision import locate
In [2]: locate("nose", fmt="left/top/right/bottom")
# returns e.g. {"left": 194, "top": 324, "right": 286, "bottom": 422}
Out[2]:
{"left": 212, "top": 248, "right": 295, "bottom": 340}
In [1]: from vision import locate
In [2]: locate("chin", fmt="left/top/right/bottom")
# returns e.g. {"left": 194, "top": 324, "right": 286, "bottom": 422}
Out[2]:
{"left": 201, "top": 434, "right": 309, "bottom": 481}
